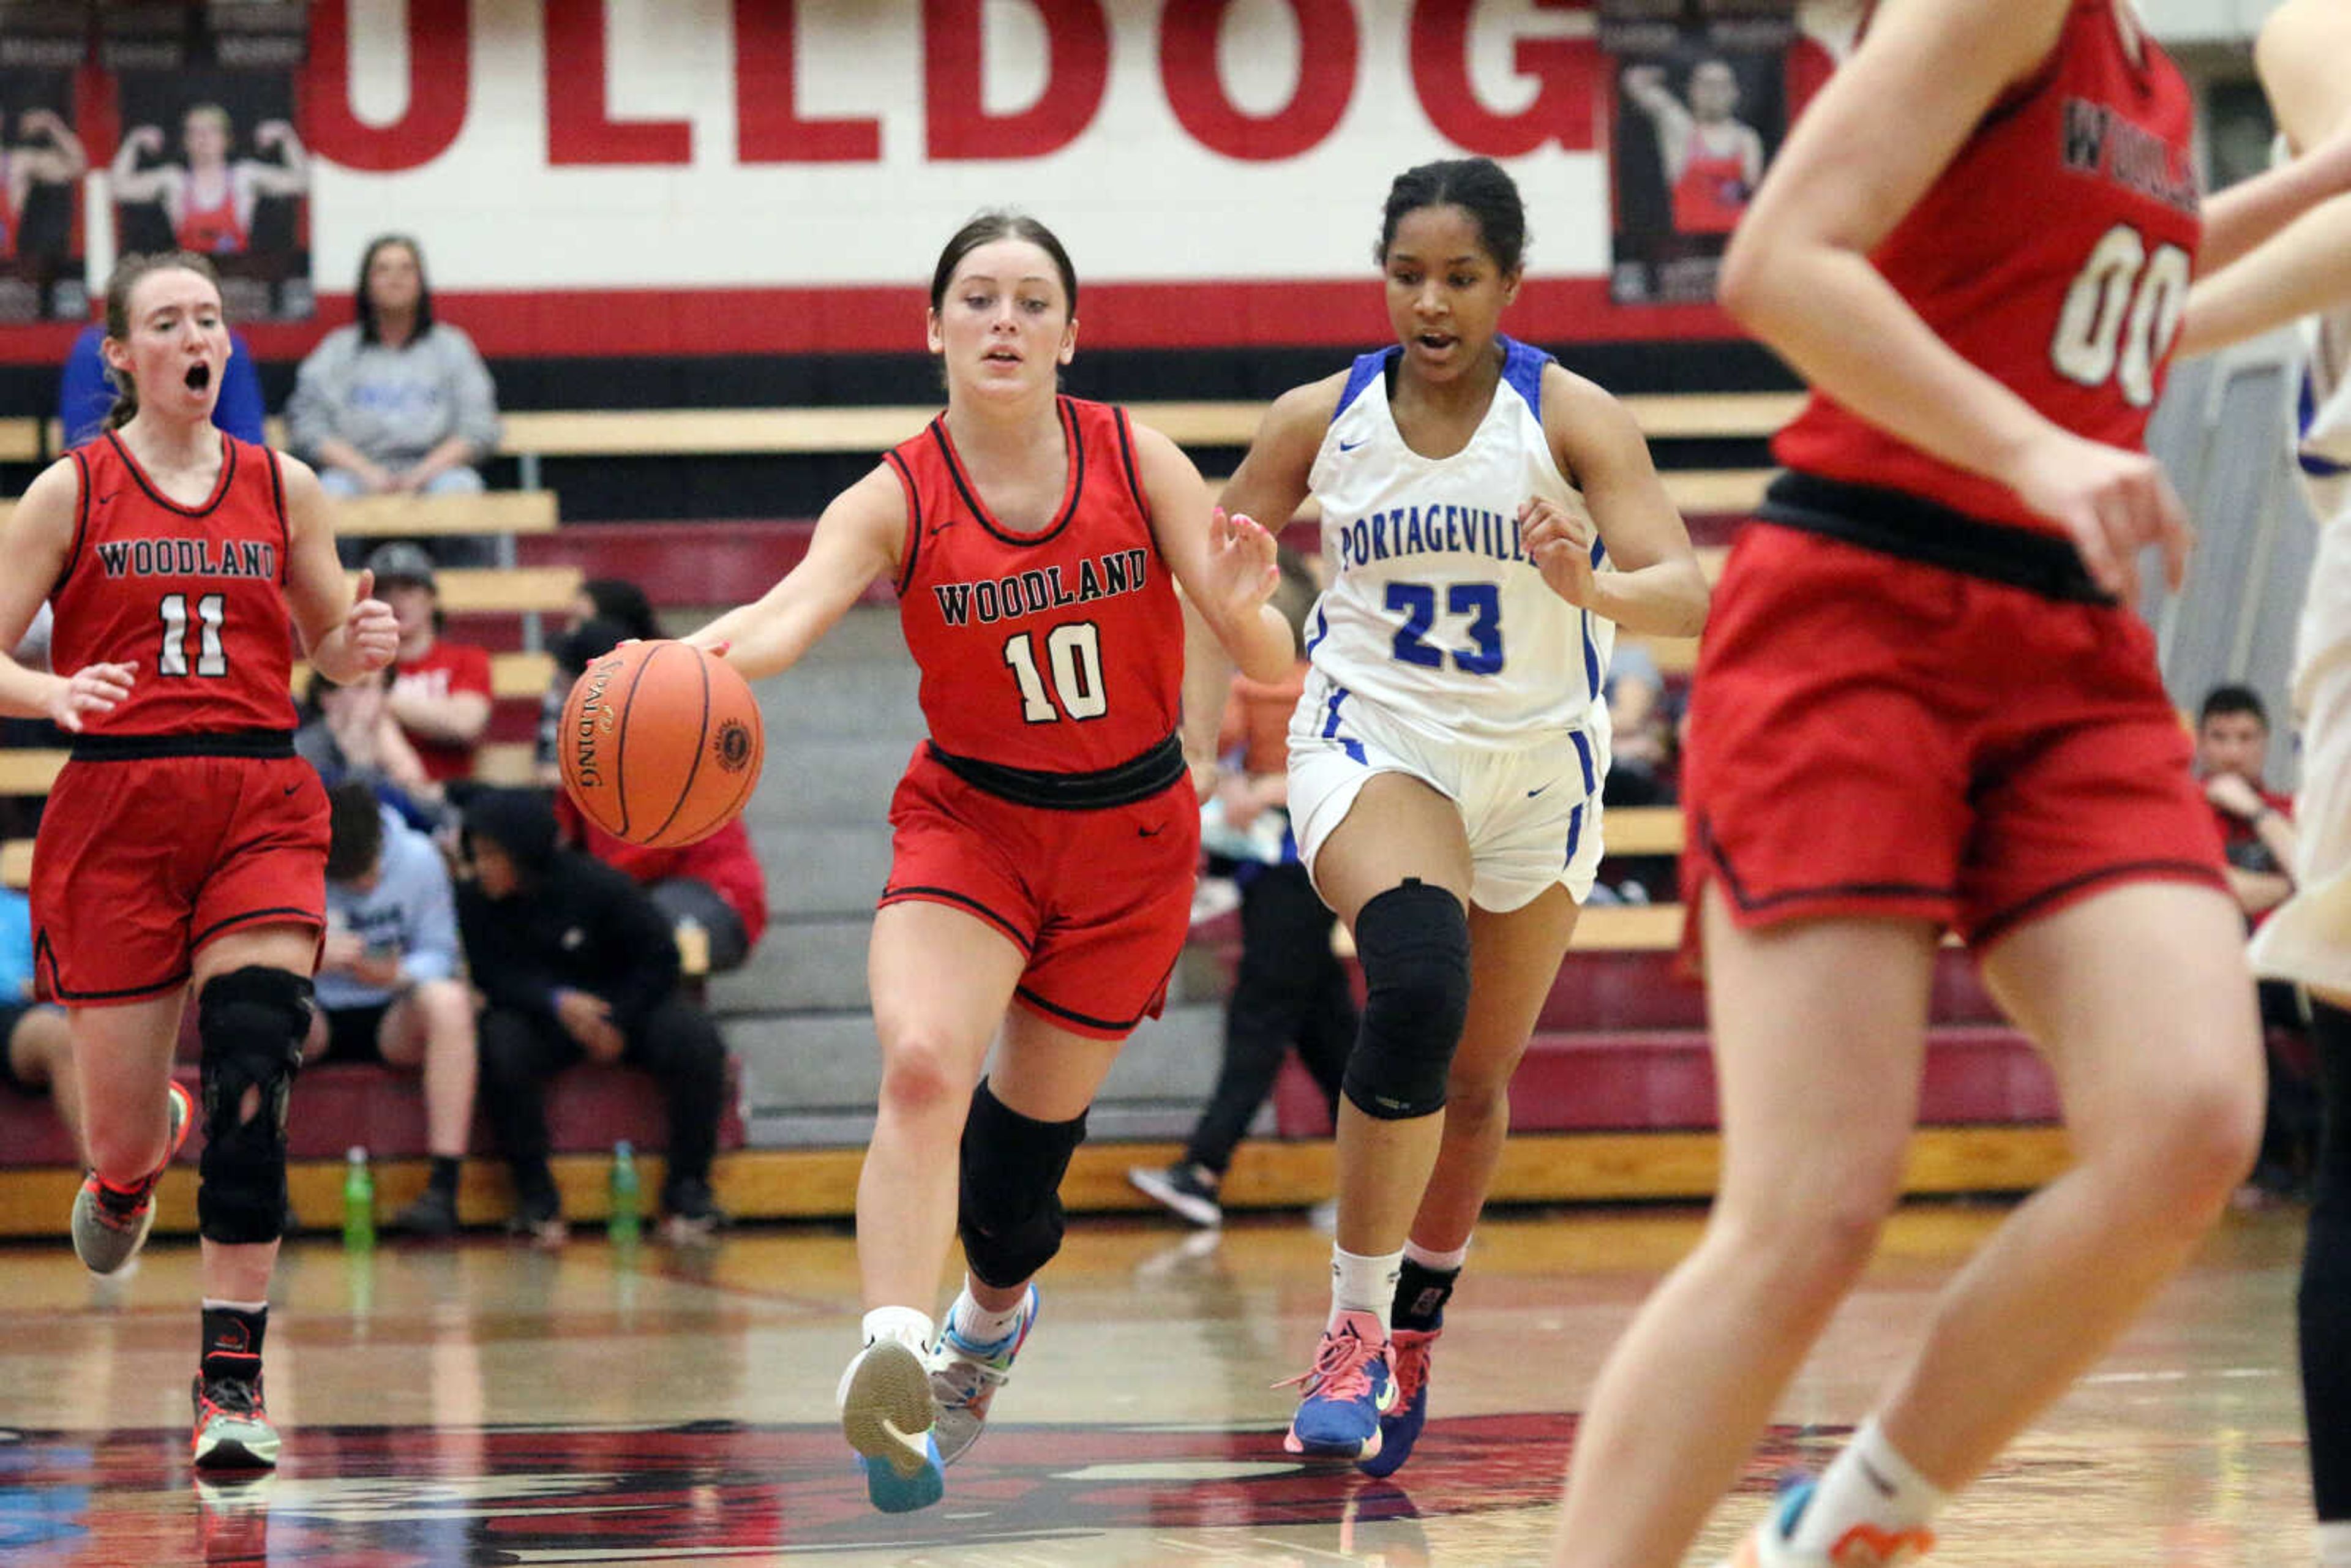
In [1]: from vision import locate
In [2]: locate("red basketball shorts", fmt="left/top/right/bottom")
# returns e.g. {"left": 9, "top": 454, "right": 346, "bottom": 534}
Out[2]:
{"left": 1681, "top": 522, "right": 2225, "bottom": 953}
{"left": 880, "top": 745, "right": 1201, "bottom": 1040}
{"left": 32, "top": 752, "right": 330, "bottom": 1005}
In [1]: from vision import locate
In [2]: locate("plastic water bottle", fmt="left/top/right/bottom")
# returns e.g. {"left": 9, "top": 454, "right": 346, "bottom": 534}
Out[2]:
{"left": 609, "top": 1141, "right": 642, "bottom": 1245}
{"left": 342, "top": 1146, "right": 375, "bottom": 1251}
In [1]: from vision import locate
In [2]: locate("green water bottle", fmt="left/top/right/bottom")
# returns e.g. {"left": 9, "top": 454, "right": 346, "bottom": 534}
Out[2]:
{"left": 609, "top": 1140, "right": 642, "bottom": 1244}
{"left": 342, "top": 1146, "right": 375, "bottom": 1250}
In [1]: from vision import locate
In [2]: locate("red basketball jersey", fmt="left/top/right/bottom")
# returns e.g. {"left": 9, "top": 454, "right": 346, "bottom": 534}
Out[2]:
{"left": 48, "top": 431, "right": 299, "bottom": 735}
{"left": 176, "top": 186, "right": 248, "bottom": 255}
{"left": 888, "top": 397, "right": 1184, "bottom": 775}
{"left": 1673, "top": 148, "right": 1750, "bottom": 234}
{"left": 1773, "top": 0, "right": 2200, "bottom": 536}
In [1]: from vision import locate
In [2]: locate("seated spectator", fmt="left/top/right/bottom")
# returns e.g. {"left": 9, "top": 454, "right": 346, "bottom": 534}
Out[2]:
{"left": 303, "top": 782, "right": 477, "bottom": 1236}
{"left": 456, "top": 789, "right": 730, "bottom": 1245}
{"left": 59, "top": 318, "right": 264, "bottom": 451}
{"left": 535, "top": 580, "right": 664, "bottom": 786}
{"left": 1133, "top": 563, "right": 1352, "bottom": 1229}
{"left": 2196, "top": 683, "right": 2317, "bottom": 1201}
{"left": 294, "top": 666, "right": 448, "bottom": 832}
{"left": 0, "top": 883, "right": 79, "bottom": 1152}
{"left": 546, "top": 618, "right": 769, "bottom": 973}
{"left": 369, "top": 542, "right": 493, "bottom": 787}
{"left": 285, "top": 234, "right": 501, "bottom": 566}
{"left": 1596, "top": 640, "right": 1678, "bottom": 902}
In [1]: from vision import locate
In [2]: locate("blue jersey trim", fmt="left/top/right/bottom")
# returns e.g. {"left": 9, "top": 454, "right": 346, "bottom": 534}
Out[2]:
{"left": 1499, "top": 334, "right": 1553, "bottom": 418}
{"left": 2301, "top": 366, "right": 2351, "bottom": 477}
{"left": 1569, "top": 729, "right": 1596, "bottom": 798}
{"left": 1564, "top": 802, "right": 1585, "bottom": 868}
{"left": 1335, "top": 350, "right": 1394, "bottom": 421}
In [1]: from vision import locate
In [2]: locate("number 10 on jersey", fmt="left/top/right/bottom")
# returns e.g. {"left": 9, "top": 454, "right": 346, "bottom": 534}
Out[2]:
{"left": 1004, "top": 621, "right": 1107, "bottom": 722}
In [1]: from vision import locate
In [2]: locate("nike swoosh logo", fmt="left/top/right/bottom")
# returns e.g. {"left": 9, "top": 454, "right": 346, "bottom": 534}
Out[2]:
{"left": 1338, "top": 438, "right": 1366, "bottom": 452}
{"left": 928, "top": 519, "right": 957, "bottom": 536}
{"left": 1138, "top": 825, "right": 1165, "bottom": 838}
{"left": 282, "top": 784, "right": 301, "bottom": 797}
{"left": 1526, "top": 782, "right": 1553, "bottom": 799}
{"left": 94, "top": 491, "right": 119, "bottom": 506}
{"left": 1859, "top": 1458, "right": 1898, "bottom": 1498}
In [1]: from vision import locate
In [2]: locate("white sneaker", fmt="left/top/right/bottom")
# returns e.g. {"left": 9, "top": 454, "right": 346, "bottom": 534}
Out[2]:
{"left": 837, "top": 1338, "right": 943, "bottom": 1513}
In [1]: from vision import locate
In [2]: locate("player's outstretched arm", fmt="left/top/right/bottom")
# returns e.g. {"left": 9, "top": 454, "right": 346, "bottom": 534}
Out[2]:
{"left": 2177, "top": 0, "right": 2351, "bottom": 355}
{"left": 1131, "top": 421, "right": 1291, "bottom": 686}
{"left": 0, "top": 460, "right": 135, "bottom": 730}
{"left": 686, "top": 462, "right": 902, "bottom": 682}
{"left": 279, "top": 454, "right": 398, "bottom": 685}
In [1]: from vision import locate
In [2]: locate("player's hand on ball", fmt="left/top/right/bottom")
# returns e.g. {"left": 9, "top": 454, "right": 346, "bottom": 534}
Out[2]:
{"left": 1522, "top": 497, "right": 1601, "bottom": 609}
{"left": 45, "top": 661, "right": 135, "bottom": 732}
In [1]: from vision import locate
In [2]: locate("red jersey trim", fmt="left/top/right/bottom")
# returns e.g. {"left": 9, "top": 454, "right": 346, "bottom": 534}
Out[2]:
{"left": 105, "top": 429, "right": 238, "bottom": 519}
{"left": 927, "top": 400, "right": 1089, "bottom": 548}
{"left": 1111, "top": 406, "right": 1151, "bottom": 522}
{"left": 885, "top": 447, "right": 923, "bottom": 599}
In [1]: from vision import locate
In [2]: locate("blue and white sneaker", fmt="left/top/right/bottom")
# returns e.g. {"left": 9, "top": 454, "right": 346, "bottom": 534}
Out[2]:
{"left": 1719, "top": 1477, "right": 1937, "bottom": 1567}
{"left": 929, "top": 1284, "right": 1038, "bottom": 1465}
{"left": 1281, "top": 1310, "right": 1397, "bottom": 1461}
{"left": 838, "top": 1338, "right": 944, "bottom": 1513}
{"left": 1356, "top": 1324, "right": 1436, "bottom": 1477}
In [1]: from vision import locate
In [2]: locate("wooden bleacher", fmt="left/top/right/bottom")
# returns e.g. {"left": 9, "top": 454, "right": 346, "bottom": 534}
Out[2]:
{"left": 0, "top": 418, "right": 39, "bottom": 464}
{"left": 495, "top": 391, "right": 1796, "bottom": 462}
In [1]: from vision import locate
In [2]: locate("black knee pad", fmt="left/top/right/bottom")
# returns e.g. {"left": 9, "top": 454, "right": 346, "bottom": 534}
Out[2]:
{"left": 1341, "top": 878, "right": 1471, "bottom": 1122}
{"left": 197, "top": 966, "right": 313, "bottom": 1245}
{"left": 958, "top": 1080, "right": 1088, "bottom": 1289}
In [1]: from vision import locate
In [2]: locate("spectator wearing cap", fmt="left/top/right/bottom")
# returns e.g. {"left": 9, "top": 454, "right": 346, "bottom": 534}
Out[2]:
{"left": 372, "top": 541, "right": 493, "bottom": 784}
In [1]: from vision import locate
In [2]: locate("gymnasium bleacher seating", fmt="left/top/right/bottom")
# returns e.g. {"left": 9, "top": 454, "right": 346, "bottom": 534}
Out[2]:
{"left": 0, "top": 391, "right": 2077, "bottom": 1231}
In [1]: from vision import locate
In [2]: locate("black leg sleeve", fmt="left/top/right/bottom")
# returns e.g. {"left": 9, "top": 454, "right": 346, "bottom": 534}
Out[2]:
{"left": 2303, "top": 1000, "right": 2351, "bottom": 1523}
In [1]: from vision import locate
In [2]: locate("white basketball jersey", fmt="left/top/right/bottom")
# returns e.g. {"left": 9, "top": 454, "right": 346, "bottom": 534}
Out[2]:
{"left": 1301, "top": 336, "right": 1612, "bottom": 746}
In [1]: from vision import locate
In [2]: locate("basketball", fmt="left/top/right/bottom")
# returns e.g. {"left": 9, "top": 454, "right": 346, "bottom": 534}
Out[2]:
{"left": 559, "top": 640, "right": 765, "bottom": 849}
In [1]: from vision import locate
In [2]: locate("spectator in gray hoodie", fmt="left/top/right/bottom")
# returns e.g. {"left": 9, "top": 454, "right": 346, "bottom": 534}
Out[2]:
{"left": 303, "top": 781, "right": 478, "bottom": 1236}
{"left": 287, "top": 234, "right": 502, "bottom": 564}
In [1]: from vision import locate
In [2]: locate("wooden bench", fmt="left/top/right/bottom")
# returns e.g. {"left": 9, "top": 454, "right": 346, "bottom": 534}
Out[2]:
{"left": 0, "top": 418, "right": 40, "bottom": 464}
{"left": 345, "top": 563, "right": 581, "bottom": 615}
{"left": 494, "top": 396, "right": 1791, "bottom": 511}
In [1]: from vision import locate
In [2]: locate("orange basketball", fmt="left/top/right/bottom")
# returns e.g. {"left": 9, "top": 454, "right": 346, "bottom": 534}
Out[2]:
{"left": 559, "top": 640, "right": 764, "bottom": 849}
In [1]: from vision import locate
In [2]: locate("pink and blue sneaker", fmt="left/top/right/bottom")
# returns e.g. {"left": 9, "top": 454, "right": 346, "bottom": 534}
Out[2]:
{"left": 1281, "top": 1310, "right": 1398, "bottom": 1461}
{"left": 1356, "top": 1324, "right": 1436, "bottom": 1477}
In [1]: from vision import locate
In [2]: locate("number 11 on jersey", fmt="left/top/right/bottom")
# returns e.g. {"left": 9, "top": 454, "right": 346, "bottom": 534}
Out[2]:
{"left": 159, "top": 591, "right": 227, "bottom": 678}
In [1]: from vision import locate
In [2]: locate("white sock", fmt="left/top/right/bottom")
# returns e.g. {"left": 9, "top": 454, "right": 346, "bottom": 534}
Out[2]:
{"left": 1788, "top": 1416, "right": 1946, "bottom": 1553}
{"left": 1403, "top": 1236, "right": 1469, "bottom": 1272}
{"left": 1328, "top": 1246, "right": 1403, "bottom": 1334}
{"left": 2320, "top": 1520, "right": 2351, "bottom": 1566}
{"left": 948, "top": 1283, "right": 1027, "bottom": 1346}
{"left": 859, "top": 1305, "right": 934, "bottom": 1355}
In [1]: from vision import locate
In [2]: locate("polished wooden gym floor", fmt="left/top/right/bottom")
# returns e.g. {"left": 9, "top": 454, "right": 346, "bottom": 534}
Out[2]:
{"left": 0, "top": 1198, "right": 2314, "bottom": 1566}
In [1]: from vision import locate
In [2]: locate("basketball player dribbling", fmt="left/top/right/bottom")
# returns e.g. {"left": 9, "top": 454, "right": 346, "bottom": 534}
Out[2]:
{"left": 1205, "top": 157, "right": 1708, "bottom": 1474}
{"left": 685, "top": 212, "right": 1292, "bottom": 1513}
{"left": 2177, "top": 3, "right": 2351, "bottom": 1560}
{"left": 0, "top": 251, "right": 397, "bottom": 1472}
{"left": 1547, "top": 2, "right": 2351, "bottom": 1564}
